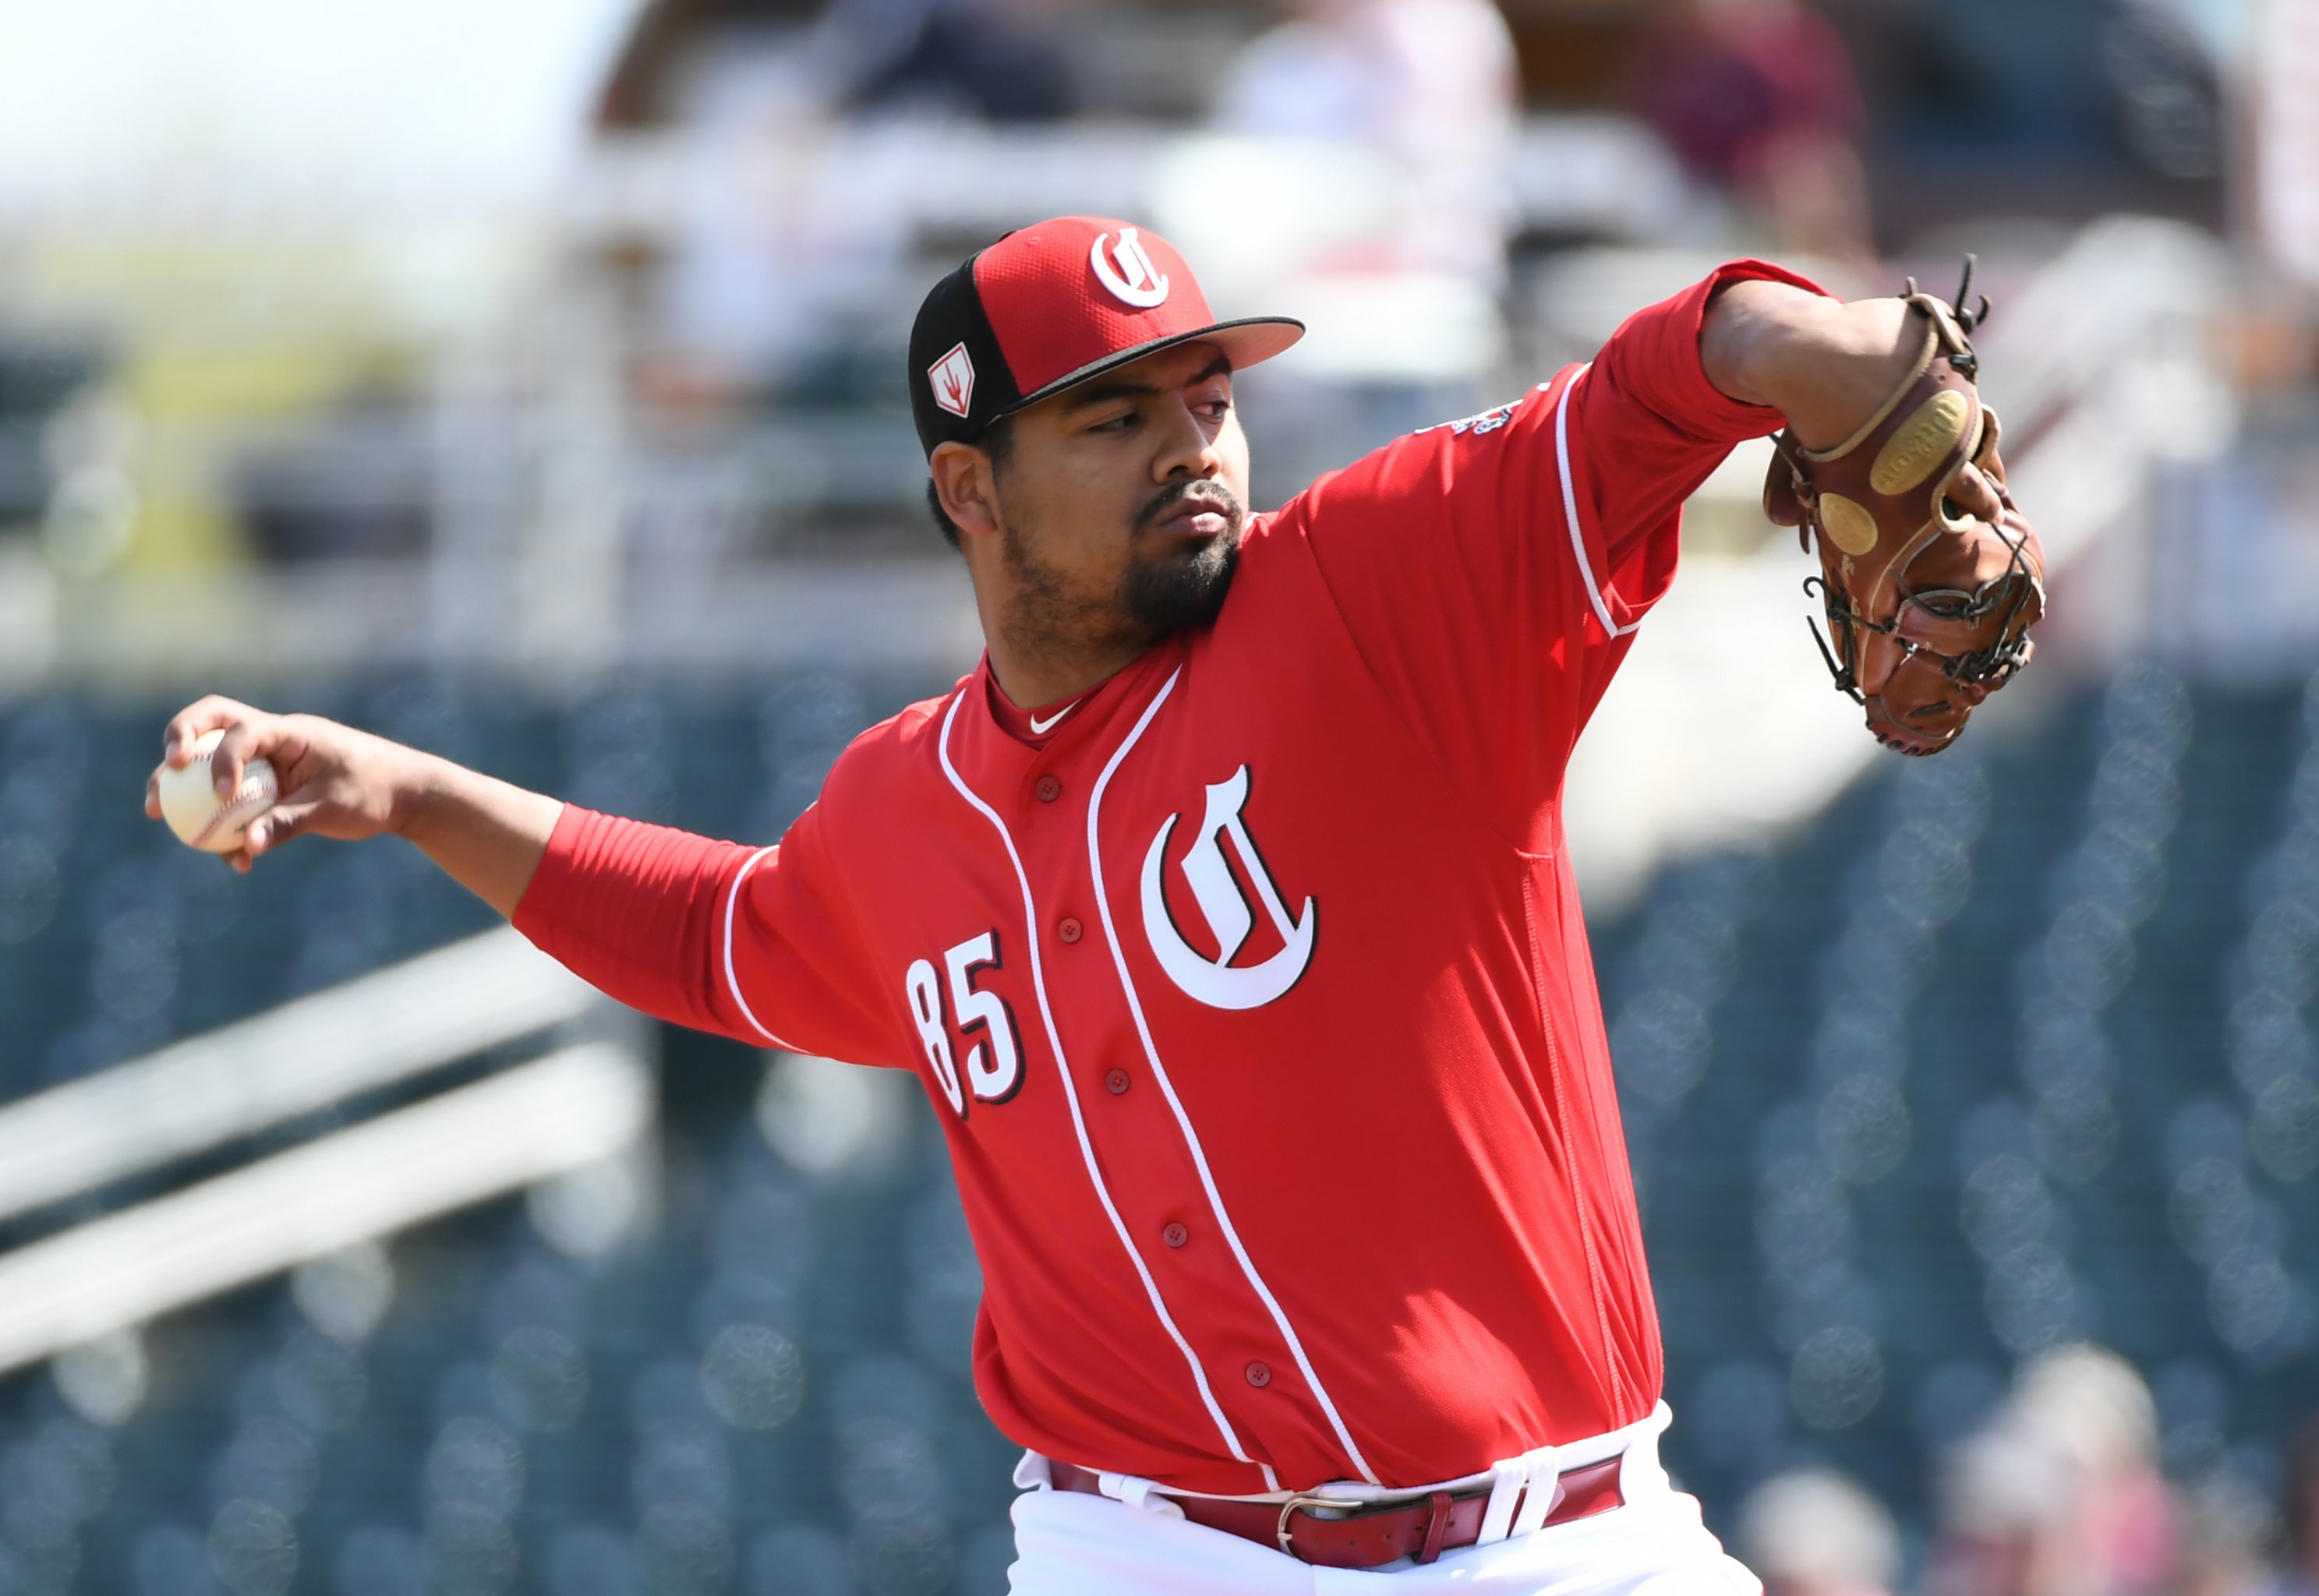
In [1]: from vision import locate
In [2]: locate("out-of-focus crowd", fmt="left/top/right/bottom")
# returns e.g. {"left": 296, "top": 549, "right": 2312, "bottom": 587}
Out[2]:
{"left": 1736, "top": 1346, "right": 2310, "bottom": 1596}
{"left": 631, "top": 0, "right": 1883, "bottom": 393}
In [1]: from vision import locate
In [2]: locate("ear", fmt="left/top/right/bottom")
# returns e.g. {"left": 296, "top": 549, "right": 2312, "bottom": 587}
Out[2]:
{"left": 930, "top": 441, "right": 1001, "bottom": 541}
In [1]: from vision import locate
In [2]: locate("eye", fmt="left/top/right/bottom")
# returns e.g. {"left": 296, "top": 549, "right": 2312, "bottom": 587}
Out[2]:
{"left": 1089, "top": 412, "right": 1139, "bottom": 434}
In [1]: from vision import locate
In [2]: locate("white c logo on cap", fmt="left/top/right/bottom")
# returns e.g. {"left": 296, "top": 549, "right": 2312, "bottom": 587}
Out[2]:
{"left": 1091, "top": 228, "right": 1171, "bottom": 309}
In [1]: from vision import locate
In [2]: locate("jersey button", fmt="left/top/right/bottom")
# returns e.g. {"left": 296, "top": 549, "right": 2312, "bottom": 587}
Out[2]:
{"left": 1105, "top": 1068, "right": 1130, "bottom": 1095}
{"left": 1058, "top": 916, "right": 1083, "bottom": 945}
{"left": 1162, "top": 1222, "right": 1189, "bottom": 1248}
{"left": 1244, "top": 1361, "right": 1271, "bottom": 1389}
{"left": 1035, "top": 775, "right": 1062, "bottom": 803}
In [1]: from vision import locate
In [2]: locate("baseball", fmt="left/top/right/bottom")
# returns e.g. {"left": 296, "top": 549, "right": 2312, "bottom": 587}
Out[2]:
{"left": 157, "top": 729, "right": 278, "bottom": 854}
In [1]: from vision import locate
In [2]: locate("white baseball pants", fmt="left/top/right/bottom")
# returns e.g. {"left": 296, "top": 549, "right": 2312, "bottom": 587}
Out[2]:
{"left": 1002, "top": 1404, "right": 1762, "bottom": 1595}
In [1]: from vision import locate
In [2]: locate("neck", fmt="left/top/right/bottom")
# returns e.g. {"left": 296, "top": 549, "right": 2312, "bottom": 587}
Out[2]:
{"left": 984, "top": 629, "right": 1151, "bottom": 712}
{"left": 970, "top": 542, "right": 1165, "bottom": 709}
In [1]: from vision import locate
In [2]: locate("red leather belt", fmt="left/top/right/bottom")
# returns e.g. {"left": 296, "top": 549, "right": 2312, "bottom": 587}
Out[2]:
{"left": 1050, "top": 1454, "right": 1626, "bottom": 1570}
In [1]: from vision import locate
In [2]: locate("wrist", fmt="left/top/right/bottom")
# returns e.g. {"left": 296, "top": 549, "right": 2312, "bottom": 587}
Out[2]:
{"left": 1705, "top": 284, "right": 1920, "bottom": 451}
{"left": 384, "top": 746, "right": 453, "bottom": 842}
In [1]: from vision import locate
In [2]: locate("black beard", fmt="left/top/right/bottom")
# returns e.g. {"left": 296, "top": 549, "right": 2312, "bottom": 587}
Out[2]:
{"left": 1122, "top": 476, "right": 1243, "bottom": 635}
{"left": 997, "top": 486, "right": 1244, "bottom": 662}
{"left": 1123, "top": 529, "right": 1238, "bottom": 635}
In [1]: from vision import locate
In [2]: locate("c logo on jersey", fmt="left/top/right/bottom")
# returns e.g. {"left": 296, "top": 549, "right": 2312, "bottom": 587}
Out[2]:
{"left": 1140, "top": 765, "right": 1314, "bottom": 1010}
{"left": 1091, "top": 228, "right": 1171, "bottom": 309}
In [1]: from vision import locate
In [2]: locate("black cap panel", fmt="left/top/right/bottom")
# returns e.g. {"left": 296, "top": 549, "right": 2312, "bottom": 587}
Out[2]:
{"left": 908, "top": 252, "right": 1021, "bottom": 457}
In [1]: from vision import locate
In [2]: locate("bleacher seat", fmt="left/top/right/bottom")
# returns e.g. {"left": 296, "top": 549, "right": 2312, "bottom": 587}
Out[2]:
{"left": 0, "top": 662, "right": 2315, "bottom": 1591}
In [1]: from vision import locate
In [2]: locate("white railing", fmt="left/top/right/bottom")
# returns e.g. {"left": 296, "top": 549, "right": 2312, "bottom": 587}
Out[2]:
{"left": 0, "top": 927, "right": 652, "bottom": 1379}
{"left": 0, "top": 927, "right": 606, "bottom": 1221}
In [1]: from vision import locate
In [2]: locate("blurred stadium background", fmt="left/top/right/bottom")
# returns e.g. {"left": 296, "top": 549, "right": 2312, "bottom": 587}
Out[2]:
{"left": 1, "top": 0, "right": 2317, "bottom": 1593}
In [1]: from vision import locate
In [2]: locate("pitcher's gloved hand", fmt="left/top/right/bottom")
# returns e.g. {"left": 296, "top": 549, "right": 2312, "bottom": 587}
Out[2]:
{"left": 1762, "top": 259, "right": 2046, "bottom": 757}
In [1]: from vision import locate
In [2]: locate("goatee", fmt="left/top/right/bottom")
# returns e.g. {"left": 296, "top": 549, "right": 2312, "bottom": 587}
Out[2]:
{"left": 1124, "top": 477, "right": 1243, "bottom": 636}
{"left": 995, "top": 481, "right": 1246, "bottom": 667}
{"left": 1125, "top": 530, "right": 1239, "bottom": 636}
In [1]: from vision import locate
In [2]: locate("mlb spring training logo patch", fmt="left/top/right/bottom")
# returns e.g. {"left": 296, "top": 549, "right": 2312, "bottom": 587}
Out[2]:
{"left": 928, "top": 343, "right": 975, "bottom": 418}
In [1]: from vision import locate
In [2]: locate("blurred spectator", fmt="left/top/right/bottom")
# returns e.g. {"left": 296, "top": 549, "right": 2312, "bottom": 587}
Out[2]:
{"left": 2255, "top": 0, "right": 2319, "bottom": 288}
{"left": 1215, "top": 0, "right": 1518, "bottom": 284}
{"left": 1929, "top": 1419, "right": 2080, "bottom": 1596}
{"left": 2268, "top": 1419, "right": 2319, "bottom": 1596}
{"left": 642, "top": 0, "right": 1080, "bottom": 394}
{"left": 1926, "top": 1345, "right": 2180, "bottom": 1596}
{"left": 2178, "top": 1470, "right": 2274, "bottom": 1596}
{"left": 816, "top": 0, "right": 1077, "bottom": 124}
{"left": 1737, "top": 1467, "right": 1900, "bottom": 1596}
{"left": 2013, "top": 1345, "right": 2176, "bottom": 1596}
{"left": 1624, "top": 0, "right": 1872, "bottom": 270}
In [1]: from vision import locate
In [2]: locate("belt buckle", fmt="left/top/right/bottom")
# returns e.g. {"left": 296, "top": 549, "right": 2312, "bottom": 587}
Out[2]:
{"left": 1274, "top": 1492, "right": 1383, "bottom": 1555}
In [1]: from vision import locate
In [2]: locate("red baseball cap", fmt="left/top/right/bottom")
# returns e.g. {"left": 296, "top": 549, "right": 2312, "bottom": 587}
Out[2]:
{"left": 908, "top": 216, "right": 1303, "bottom": 457}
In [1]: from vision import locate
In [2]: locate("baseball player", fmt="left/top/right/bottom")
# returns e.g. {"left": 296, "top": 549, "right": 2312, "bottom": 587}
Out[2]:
{"left": 148, "top": 217, "right": 2036, "bottom": 1592}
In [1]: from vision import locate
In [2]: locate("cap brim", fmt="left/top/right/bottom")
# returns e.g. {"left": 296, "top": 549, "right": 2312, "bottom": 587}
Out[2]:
{"left": 997, "top": 316, "right": 1306, "bottom": 419}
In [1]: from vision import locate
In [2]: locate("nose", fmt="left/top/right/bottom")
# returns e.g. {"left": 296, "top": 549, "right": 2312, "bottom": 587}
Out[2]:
{"left": 1152, "top": 394, "right": 1224, "bottom": 483}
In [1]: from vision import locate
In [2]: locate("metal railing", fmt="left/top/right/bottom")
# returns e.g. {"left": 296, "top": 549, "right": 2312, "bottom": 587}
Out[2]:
{"left": 0, "top": 927, "right": 653, "bottom": 1379}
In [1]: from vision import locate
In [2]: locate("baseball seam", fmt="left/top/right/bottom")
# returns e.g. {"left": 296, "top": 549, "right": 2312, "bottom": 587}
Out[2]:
{"left": 191, "top": 772, "right": 277, "bottom": 849}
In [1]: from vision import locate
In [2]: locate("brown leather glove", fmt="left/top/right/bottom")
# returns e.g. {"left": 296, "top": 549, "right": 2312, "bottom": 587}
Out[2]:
{"left": 1762, "top": 260, "right": 2046, "bottom": 757}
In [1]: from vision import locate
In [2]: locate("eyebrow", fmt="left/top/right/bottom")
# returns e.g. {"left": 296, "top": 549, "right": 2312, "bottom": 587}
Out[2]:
{"left": 1062, "top": 353, "right": 1234, "bottom": 413}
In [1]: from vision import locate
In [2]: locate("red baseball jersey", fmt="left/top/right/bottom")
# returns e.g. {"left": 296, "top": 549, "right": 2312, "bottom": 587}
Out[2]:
{"left": 516, "top": 260, "right": 1822, "bottom": 1495}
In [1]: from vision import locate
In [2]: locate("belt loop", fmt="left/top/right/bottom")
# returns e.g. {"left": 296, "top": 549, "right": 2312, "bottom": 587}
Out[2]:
{"left": 1509, "top": 1444, "right": 1562, "bottom": 1537}
{"left": 1476, "top": 1458, "right": 1525, "bottom": 1545}
{"left": 1415, "top": 1491, "right": 1454, "bottom": 1565}
{"left": 1624, "top": 1400, "right": 1673, "bottom": 1497}
{"left": 1098, "top": 1471, "right": 1186, "bottom": 1520}
{"left": 1013, "top": 1452, "right": 1054, "bottom": 1492}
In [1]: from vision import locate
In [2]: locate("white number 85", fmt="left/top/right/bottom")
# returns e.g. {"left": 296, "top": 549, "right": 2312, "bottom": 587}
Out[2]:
{"left": 904, "top": 930, "right": 1023, "bottom": 1118}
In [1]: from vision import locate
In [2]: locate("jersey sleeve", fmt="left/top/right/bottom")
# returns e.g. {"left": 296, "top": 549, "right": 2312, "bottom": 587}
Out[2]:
{"left": 511, "top": 800, "right": 902, "bottom": 1068}
{"left": 1285, "top": 257, "right": 1826, "bottom": 843}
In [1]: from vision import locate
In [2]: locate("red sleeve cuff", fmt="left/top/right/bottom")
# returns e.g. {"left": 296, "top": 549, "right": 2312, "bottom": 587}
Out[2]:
{"left": 510, "top": 800, "right": 590, "bottom": 941}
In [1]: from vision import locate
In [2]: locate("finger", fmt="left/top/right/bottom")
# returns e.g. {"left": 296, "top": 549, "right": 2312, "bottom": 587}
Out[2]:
{"left": 164, "top": 696, "right": 258, "bottom": 769}
{"left": 244, "top": 795, "right": 320, "bottom": 858}
{"left": 145, "top": 769, "right": 161, "bottom": 820}
{"left": 207, "top": 718, "right": 274, "bottom": 802}
{"left": 226, "top": 848, "right": 253, "bottom": 874}
{"left": 1944, "top": 464, "right": 2003, "bottom": 524}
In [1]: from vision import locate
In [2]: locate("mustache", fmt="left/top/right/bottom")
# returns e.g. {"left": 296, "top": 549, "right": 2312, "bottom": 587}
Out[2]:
{"left": 1137, "top": 479, "right": 1243, "bottom": 534}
